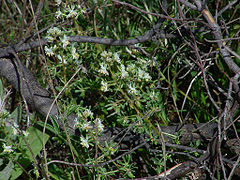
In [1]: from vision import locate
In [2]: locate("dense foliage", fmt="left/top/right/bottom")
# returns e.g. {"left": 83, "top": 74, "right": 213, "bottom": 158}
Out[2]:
{"left": 0, "top": 0, "right": 240, "bottom": 179}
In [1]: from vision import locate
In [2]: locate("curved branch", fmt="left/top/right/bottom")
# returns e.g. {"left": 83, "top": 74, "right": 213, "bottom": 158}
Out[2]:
{"left": 0, "top": 58, "right": 76, "bottom": 135}
{"left": 68, "top": 28, "right": 176, "bottom": 45}
{"left": 0, "top": 21, "right": 176, "bottom": 58}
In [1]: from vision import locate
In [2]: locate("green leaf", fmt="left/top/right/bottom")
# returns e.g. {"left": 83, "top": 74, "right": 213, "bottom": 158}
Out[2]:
{"left": 49, "top": 115, "right": 60, "bottom": 134}
{"left": 0, "top": 160, "right": 13, "bottom": 180}
{"left": 10, "top": 126, "right": 50, "bottom": 180}
{"left": 36, "top": 121, "right": 58, "bottom": 134}
{"left": 0, "top": 79, "right": 3, "bottom": 98}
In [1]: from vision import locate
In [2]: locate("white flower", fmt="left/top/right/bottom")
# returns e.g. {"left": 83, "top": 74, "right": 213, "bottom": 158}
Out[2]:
{"left": 23, "top": 130, "right": 29, "bottom": 137}
{"left": 52, "top": 45, "right": 57, "bottom": 50}
{"left": 55, "top": 9, "right": 62, "bottom": 19}
{"left": 13, "top": 128, "right": 18, "bottom": 135}
{"left": 61, "top": 35, "right": 69, "bottom": 48}
{"left": 138, "top": 68, "right": 145, "bottom": 79}
{"left": 44, "top": 46, "right": 54, "bottom": 56}
{"left": 71, "top": 46, "right": 79, "bottom": 60}
{"left": 47, "top": 27, "right": 57, "bottom": 35}
{"left": 108, "top": 146, "right": 116, "bottom": 155}
{"left": 55, "top": 0, "right": 61, "bottom": 6}
{"left": 77, "top": 5, "right": 86, "bottom": 14}
{"left": 3, "top": 144, "right": 13, "bottom": 153}
{"left": 144, "top": 72, "right": 152, "bottom": 81}
{"left": 57, "top": 54, "right": 67, "bottom": 64}
{"left": 82, "top": 109, "right": 93, "bottom": 118}
{"left": 113, "top": 52, "right": 121, "bottom": 63}
{"left": 101, "top": 51, "right": 113, "bottom": 62}
{"left": 72, "top": 53, "right": 79, "bottom": 60}
{"left": 101, "top": 80, "right": 108, "bottom": 92}
{"left": 96, "top": 118, "right": 104, "bottom": 132}
{"left": 12, "top": 122, "right": 19, "bottom": 135}
{"left": 98, "top": 62, "right": 109, "bottom": 75}
{"left": 105, "top": 56, "right": 112, "bottom": 62}
{"left": 137, "top": 68, "right": 152, "bottom": 81}
{"left": 120, "top": 64, "right": 129, "bottom": 79}
{"left": 150, "top": 91, "right": 155, "bottom": 100}
{"left": 80, "top": 136, "right": 89, "bottom": 148}
{"left": 45, "top": 35, "right": 54, "bottom": 42}
{"left": 72, "top": 46, "right": 76, "bottom": 53}
{"left": 128, "top": 83, "right": 137, "bottom": 94}
{"left": 100, "top": 51, "right": 112, "bottom": 59}
{"left": 134, "top": 43, "right": 140, "bottom": 48}
{"left": 74, "top": 117, "right": 80, "bottom": 128}
{"left": 53, "top": 27, "right": 61, "bottom": 35}
{"left": 82, "top": 122, "right": 93, "bottom": 131}
{"left": 127, "top": 64, "right": 136, "bottom": 72}
{"left": 67, "top": 6, "right": 77, "bottom": 18}
{"left": 100, "top": 51, "right": 108, "bottom": 58}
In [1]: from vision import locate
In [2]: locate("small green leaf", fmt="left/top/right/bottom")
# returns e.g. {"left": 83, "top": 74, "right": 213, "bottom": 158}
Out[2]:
{"left": 10, "top": 126, "right": 50, "bottom": 180}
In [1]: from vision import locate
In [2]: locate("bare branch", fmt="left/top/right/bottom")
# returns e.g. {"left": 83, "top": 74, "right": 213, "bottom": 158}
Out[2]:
{"left": 0, "top": 21, "right": 176, "bottom": 58}
{"left": 179, "top": 0, "right": 198, "bottom": 11}
{"left": 216, "top": 0, "right": 238, "bottom": 18}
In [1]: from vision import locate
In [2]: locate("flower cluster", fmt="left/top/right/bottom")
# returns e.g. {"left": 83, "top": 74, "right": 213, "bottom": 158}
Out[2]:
{"left": 44, "top": 32, "right": 80, "bottom": 64}
{"left": 45, "top": 27, "right": 62, "bottom": 43}
{"left": 98, "top": 51, "right": 122, "bottom": 76}
{"left": 98, "top": 62, "right": 109, "bottom": 75}
{"left": 74, "top": 107, "right": 105, "bottom": 149}
{"left": 3, "top": 143, "right": 13, "bottom": 153}
{"left": 71, "top": 46, "right": 79, "bottom": 60}
{"left": 128, "top": 83, "right": 138, "bottom": 95}
{"left": 98, "top": 50, "right": 152, "bottom": 96}
{"left": 80, "top": 136, "right": 89, "bottom": 148}
{"left": 61, "top": 35, "right": 69, "bottom": 48}
{"left": 44, "top": 46, "right": 55, "bottom": 57}
{"left": 137, "top": 68, "right": 152, "bottom": 81}
{"left": 100, "top": 51, "right": 121, "bottom": 63}
{"left": 54, "top": 1, "right": 86, "bottom": 20}
{"left": 96, "top": 118, "right": 104, "bottom": 132}
{"left": 120, "top": 64, "right": 129, "bottom": 79}
{"left": 101, "top": 80, "right": 109, "bottom": 92}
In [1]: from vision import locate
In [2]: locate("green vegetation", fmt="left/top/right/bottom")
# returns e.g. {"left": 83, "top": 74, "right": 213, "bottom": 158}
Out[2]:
{"left": 0, "top": 0, "right": 239, "bottom": 179}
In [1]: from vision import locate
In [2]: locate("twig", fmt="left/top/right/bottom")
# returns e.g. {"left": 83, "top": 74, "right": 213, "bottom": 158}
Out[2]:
{"left": 17, "top": 0, "right": 45, "bottom": 47}
{"left": 111, "top": 0, "right": 188, "bottom": 21}
{"left": 179, "top": 0, "right": 198, "bottom": 11}
{"left": 216, "top": 0, "right": 238, "bottom": 18}
{"left": 223, "top": 45, "right": 240, "bottom": 61}
{"left": 204, "top": 37, "right": 240, "bottom": 43}
{"left": 47, "top": 142, "right": 146, "bottom": 167}
{"left": 228, "top": 155, "right": 240, "bottom": 180}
